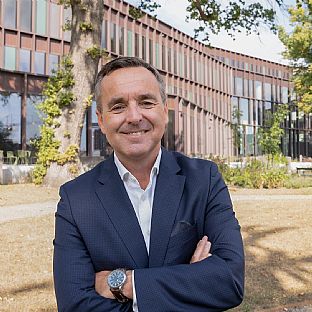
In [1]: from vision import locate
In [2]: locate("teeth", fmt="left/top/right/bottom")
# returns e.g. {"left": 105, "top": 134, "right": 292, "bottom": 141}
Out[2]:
{"left": 127, "top": 131, "right": 145, "bottom": 135}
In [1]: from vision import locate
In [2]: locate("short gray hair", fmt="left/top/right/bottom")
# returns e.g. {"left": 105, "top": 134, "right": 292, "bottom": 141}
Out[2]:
{"left": 94, "top": 57, "right": 167, "bottom": 112}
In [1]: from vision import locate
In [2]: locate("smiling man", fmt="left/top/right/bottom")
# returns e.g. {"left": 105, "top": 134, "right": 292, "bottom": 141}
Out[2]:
{"left": 53, "top": 57, "right": 244, "bottom": 312}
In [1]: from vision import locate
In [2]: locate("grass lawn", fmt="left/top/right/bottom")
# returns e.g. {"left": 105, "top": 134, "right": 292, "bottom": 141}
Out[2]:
{"left": 0, "top": 184, "right": 311, "bottom": 311}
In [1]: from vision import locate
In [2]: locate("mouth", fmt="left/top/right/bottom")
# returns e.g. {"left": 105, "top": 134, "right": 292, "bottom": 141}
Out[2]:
{"left": 122, "top": 130, "right": 148, "bottom": 136}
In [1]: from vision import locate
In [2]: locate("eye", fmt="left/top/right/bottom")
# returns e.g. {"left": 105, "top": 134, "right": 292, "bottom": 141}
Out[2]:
{"left": 140, "top": 101, "right": 156, "bottom": 109}
{"left": 110, "top": 103, "right": 126, "bottom": 113}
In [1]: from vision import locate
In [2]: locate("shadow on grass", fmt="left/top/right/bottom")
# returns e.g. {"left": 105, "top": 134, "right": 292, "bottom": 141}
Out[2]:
{"left": 232, "top": 225, "right": 312, "bottom": 312}
{"left": 1, "top": 280, "right": 53, "bottom": 296}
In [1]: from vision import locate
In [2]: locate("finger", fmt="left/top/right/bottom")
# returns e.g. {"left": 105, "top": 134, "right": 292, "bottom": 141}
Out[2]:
{"left": 191, "top": 237, "right": 208, "bottom": 263}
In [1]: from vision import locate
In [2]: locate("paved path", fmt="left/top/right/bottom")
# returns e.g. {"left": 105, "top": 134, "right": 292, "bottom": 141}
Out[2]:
{"left": 231, "top": 194, "right": 312, "bottom": 202}
{"left": 1, "top": 194, "right": 312, "bottom": 223}
{"left": 0, "top": 201, "right": 57, "bottom": 223}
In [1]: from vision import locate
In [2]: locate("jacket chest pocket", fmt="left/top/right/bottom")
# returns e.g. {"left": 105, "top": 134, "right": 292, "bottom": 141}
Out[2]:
{"left": 164, "top": 224, "right": 198, "bottom": 265}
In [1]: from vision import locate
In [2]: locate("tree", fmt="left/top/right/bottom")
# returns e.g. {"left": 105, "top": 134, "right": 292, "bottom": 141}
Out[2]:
{"left": 279, "top": 0, "right": 312, "bottom": 114}
{"left": 34, "top": 0, "right": 104, "bottom": 186}
{"left": 35, "top": 0, "right": 285, "bottom": 186}
{"left": 258, "top": 104, "right": 288, "bottom": 166}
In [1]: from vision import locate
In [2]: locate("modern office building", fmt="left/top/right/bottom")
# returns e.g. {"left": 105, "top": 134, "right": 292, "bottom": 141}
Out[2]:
{"left": 0, "top": 0, "right": 311, "bottom": 160}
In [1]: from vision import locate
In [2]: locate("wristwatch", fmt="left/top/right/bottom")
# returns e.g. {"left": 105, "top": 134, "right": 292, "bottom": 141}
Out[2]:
{"left": 107, "top": 268, "right": 129, "bottom": 303}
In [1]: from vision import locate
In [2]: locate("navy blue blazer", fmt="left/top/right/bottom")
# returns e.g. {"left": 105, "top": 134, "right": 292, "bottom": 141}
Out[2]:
{"left": 53, "top": 149, "right": 244, "bottom": 312}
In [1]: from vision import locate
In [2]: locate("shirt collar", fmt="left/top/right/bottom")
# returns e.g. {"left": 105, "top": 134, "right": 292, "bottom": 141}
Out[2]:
{"left": 114, "top": 149, "right": 162, "bottom": 181}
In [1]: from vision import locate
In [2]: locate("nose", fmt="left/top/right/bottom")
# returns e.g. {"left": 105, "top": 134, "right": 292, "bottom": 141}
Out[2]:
{"left": 125, "top": 103, "right": 142, "bottom": 124}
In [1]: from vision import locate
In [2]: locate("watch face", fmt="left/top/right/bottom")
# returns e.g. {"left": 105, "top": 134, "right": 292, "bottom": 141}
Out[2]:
{"left": 107, "top": 270, "right": 126, "bottom": 288}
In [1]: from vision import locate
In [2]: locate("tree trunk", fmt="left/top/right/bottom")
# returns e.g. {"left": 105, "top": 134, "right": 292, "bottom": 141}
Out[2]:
{"left": 44, "top": 0, "right": 104, "bottom": 187}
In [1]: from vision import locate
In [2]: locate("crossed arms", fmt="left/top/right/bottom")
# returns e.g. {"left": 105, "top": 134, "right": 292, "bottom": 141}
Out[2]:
{"left": 53, "top": 163, "right": 244, "bottom": 312}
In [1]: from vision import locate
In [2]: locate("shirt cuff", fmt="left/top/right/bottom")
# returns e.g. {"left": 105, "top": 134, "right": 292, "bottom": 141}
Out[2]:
{"left": 132, "top": 270, "right": 138, "bottom": 312}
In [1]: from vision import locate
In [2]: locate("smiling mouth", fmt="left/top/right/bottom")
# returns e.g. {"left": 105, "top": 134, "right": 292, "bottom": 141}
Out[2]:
{"left": 123, "top": 130, "right": 148, "bottom": 135}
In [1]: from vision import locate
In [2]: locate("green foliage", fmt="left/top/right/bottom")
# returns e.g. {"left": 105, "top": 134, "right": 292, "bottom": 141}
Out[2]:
{"left": 86, "top": 45, "right": 106, "bottom": 59}
{"left": 79, "top": 22, "right": 93, "bottom": 32}
{"left": 129, "top": 0, "right": 161, "bottom": 20}
{"left": 33, "top": 57, "right": 79, "bottom": 185}
{"left": 62, "top": 19, "right": 72, "bottom": 32}
{"left": 212, "top": 157, "right": 289, "bottom": 189}
{"left": 131, "top": 1, "right": 284, "bottom": 43}
{"left": 258, "top": 104, "right": 289, "bottom": 162}
{"left": 231, "top": 107, "right": 243, "bottom": 155}
{"left": 279, "top": 0, "right": 312, "bottom": 114}
{"left": 284, "top": 175, "right": 312, "bottom": 188}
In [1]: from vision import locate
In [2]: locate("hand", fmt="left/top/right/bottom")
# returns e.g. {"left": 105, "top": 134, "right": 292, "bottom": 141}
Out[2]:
{"left": 95, "top": 270, "right": 133, "bottom": 300}
{"left": 190, "top": 236, "right": 212, "bottom": 263}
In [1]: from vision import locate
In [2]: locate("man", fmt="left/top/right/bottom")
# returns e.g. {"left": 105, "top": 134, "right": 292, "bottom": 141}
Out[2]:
{"left": 53, "top": 57, "right": 244, "bottom": 312}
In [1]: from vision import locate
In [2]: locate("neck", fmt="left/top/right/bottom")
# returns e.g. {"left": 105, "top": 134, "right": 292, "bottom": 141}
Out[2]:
{"left": 115, "top": 148, "right": 160, "bottom": 189}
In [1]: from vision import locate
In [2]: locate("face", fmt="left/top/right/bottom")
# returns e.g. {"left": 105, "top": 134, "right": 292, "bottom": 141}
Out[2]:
{"left": 96, "top": 67, "right": 168, "bottom": 164}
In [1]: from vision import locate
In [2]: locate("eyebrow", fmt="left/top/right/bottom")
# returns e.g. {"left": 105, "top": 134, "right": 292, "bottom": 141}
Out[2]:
{"left": 106, "top": 93, "right": 159, "bottom": 109}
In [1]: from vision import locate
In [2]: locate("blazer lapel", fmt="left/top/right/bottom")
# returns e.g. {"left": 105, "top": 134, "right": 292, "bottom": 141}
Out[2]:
{"left": 148, "top": 150, "right": 185, "bottom": 268}
{"left": 95, "top": 156, "right": 149, "bottom": 268}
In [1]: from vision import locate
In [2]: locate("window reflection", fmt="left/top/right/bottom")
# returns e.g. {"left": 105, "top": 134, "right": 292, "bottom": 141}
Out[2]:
{"left": 36, "top": 0, "right": 47, "bottom": 35}
{"left": 34, "top": 52, "right": 45, "bottom": 74}
{"left": 4, "top": 0, "right": 17, "bottom": 28}
{"left": 50, "top": 3, "right": 60, "bottom": 38}
{"left": 239, "top": 98, "right": 249, "bottom": 125}
{"left": 255, "top": 81, "right": 262, "bottom": 100}
{"left": 234, "top": 77, "right": 243, "bottom": 96}
{"left": 26, "top": 95, "right": 44, "bottom": 147}
{"left": 20, "top": 0, "right": 32, "bottom": 31}
{"left": 0, "top": 93, "right": 21, "bottom": 151}
{"left": 49, "top": 54, "right": 59, "bottom": 75}
{"left": 20, "top": 49, "right": 31, "bottom": 72}
{"left": 4, "top": 47, "right": 16, "bottom": 70}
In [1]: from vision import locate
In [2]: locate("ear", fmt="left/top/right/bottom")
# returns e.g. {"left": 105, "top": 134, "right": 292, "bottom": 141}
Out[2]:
{"left": 164, "top": 102, "right": 169, "bottom": 125}
{"left": 96, "top": 110, "right": 107, "bottom": 135}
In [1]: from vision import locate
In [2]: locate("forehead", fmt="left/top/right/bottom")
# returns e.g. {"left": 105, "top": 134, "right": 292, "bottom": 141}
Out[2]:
{"left": 100, "top": 67, "right": 161, "bottom": 99}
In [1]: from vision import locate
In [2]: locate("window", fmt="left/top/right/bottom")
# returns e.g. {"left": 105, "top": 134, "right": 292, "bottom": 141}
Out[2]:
{"left": 49, "top": 54, "right": 59, "bottom": 74}
{"left": 234, "top": 77, "right": 243, "bottom": 96}
{"left": 155, "top": 43, "right": 160, "bottom": 68}
{"left": 162, "top": 45, "right": 166, "bottom": 70}
{"left": 26, "top": 95, "right": 43, "bottom": 145}
{"left": 4, "top": 0, "right": 17, "bottom": 28}
{"left": 231, "top": 97, "right": 239, "bottom": 123}
{"left": 0, "top": 93, "right": 21, "bottom": 150}
{"left": 101, "top": 20, "right": 107, "bottom": 49}
{"left": 255, "top": 81, "right": 262, "bottom": 100}
{"left": 50, "top": 2, "right": 60, "bottom": 38}
{"left": 127, "top": 30, "right": 133, "bottom": 56}
{"left": 4, "top": 47, "right": 16, "bottom": 70}
{"left": 135, "top": 33, "right": 140, "bottom": 57}
{"left": 63, "top": 7, "right": 71, "bottom": 41}
{"left": 173, "top": 50, "right": 177, "bottom": 75}
{"left": 149, "top": 39, "right": 153, "bottom": 64}
{"left": 119, "top": 27, "right": 124, "bottom": 55}
{"left": 249, "top": 79, "right": 254, "bottom": 98}
{"left": 264, "top": 83, "right": 271, "bottom": 101}
{"left": 167, "top": 47, "right": 171, "bottom": 72}
{"left": 281, "top": 87, "right": 288, "bottom": 104}
{"left": 142, "top": 36, "right": 146, "bottom": 60}
{"left": 20, "top": 0, "right": 32, "bottom": 31}
{"left": 239, "top": 98, "right": 249, "bottom": 124}
{"left": 34, "top": 52, "right": 45, "bottom": 74}
{"left": 36, "top": 0, "right": 47, "bottom": 35}
{"left": 110, "top": 23, "right": 117, "bottom": 53}
{"left": 20, "top": 49, "right": 31, "bottom": 72}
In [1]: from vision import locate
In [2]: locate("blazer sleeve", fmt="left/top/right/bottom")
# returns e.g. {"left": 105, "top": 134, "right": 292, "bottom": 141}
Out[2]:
{"left": 53, "top": 186, "right": 133, "bottom": 312}
{"left": 134, "top": 162, "right": 245, "bottom": 312}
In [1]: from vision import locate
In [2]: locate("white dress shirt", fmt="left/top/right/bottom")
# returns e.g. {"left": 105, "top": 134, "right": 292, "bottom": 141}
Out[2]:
{"left": 114, "top": 149, "right": 162, "bottom": 312}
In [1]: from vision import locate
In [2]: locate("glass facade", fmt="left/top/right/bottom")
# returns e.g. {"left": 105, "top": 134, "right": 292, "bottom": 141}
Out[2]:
{"left": 127, "top": 30, "right": 133, "bottom": 56}
{"left": 36, "top": 0, "right": 47, "bottom": 35}
{"left": 50, "top": 2, "right": 60, "bottom": 38}
{"left": 20, "top": 0, "right": 32, "bottom": 32}
{"left": 49, "top": 54, "right": 59, "bottom": 75}
{"left": 26, "top": 95, "right": 43, "bottom": 146}
{"left": 34, "top": 52, "right": 45, "bottom": 74}
{"left": 20, "top": 49, "right": 31, "bottom": 72}
{"left": 4, "top": 47, "right": 16, "bottom": 70}
{"left": 3, "top": 0, "right": 16, "bottom": 28}
{"left": 0, "top": 93, "right": 21, "bottom": 150}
